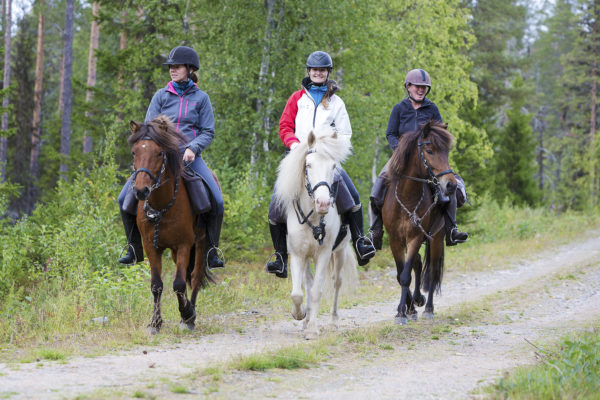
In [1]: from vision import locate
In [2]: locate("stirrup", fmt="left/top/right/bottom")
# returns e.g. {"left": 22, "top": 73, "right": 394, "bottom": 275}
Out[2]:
{"left": 118, "top": 243, "right": 140, "bottom": 265}
{"left": 448, "top": 227, "right": 467, "bottom": 244}
{"left": 206, "top": 246, "right": 225, "bottom": 269}
{"left": 355, "top": 235, "right": 376, "bottom": 260}
{"left": 266, "top": 252, "right": 286, "bottom": 275}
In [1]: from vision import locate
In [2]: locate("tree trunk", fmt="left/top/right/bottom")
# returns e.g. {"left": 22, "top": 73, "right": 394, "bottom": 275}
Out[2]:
{"left": 589, "top": 1, "right": 598, "bottom": 204}
{"left": 251, "top": 0, "right": 277, "bottom": 169}
{"left": 29, "top": 0, "right": 45, "bottom": 210}
{"left": 118, "top": 10, "right": 127, "bottom": 90}
{"left": 59, "top": 0, "right": 74, "bottom": 180}
{"left": 0, "top": 0, "right": 11, "bottom": 182}
{"left": 83, "top": 1, "right": 100, "bottom": 153}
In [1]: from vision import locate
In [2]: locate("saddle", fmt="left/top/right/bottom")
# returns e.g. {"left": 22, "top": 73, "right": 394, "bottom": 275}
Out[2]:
{"left": 181, "top": 169, "right": 212, "bottom": 215}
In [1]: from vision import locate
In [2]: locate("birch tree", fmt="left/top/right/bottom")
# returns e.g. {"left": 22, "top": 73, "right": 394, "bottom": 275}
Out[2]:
{"left": 83, "top": 0, "right": 99, "bottom": 153}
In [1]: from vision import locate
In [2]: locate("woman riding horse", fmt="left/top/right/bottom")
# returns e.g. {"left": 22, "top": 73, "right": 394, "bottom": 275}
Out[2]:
{"left": 118, "top": 45, "right": 225, "bottom": 269}
{"left": 266, "top": 51, "right": 376, "bottom": 278}
{"left": 369, "top": 68, "right": 468, "bottom": 249}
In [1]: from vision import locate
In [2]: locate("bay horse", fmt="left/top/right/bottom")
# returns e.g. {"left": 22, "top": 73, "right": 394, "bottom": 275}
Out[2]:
{"left": 129, "top": 115, "right": 213, "bottom": 334}
{"left": 275, "top": 130, "right": 358, "bottom": 339}
{"left": 383, "top": 120, "right": 457, "bottom": 325}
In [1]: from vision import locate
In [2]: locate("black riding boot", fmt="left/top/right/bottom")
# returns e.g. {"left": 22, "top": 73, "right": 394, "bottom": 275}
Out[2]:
{"left": 444, "top": 195, "right": 468, "bottom": 246}
{"left": 206, "top": 213, "right": 225, "bottom": 269}
{"left": 346, "top": 206, "right": 376, "bottom": 266}
{"left": 118, "top": 210, "right": 144, "bottom": 265}
{"left": 368, "top": 203, "right": 384, "bottom": 250}
{"left": 266, "top": 222, "right": 288, "bottom": 278}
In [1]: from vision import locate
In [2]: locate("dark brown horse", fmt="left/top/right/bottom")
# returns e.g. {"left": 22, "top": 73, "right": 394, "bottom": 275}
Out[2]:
{"left": 383, "top": 120, "right": 457, "bottom": 325}
{"left": 129, "top": 115, "right": 213, "bottom": 334}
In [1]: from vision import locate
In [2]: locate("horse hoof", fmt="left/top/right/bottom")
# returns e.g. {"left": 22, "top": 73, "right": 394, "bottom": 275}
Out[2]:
{"left": 394, "top": 316, "right": 408, "bottom": 325}
{"left": 147, "top": 326, "right": 160, "bottom": 335}
{"left": 291, "top": 308, "right": 306, "bottom": 321}
{"left": 414, "top": 294, "right": 426, "bottom": 307}
{"left": 179, "top": 321, "right": 195, "bottom": 331}
{"left": 409, "top": 313, "right": 418, "bottom": 321}
{"left": 422, "top": 311, "right": 434, "bottom": 320}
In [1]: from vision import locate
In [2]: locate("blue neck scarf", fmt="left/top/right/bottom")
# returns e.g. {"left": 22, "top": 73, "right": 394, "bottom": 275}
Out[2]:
{"left": 172, "top": 79, "right": 193, "bottom": 96}
{"left": 308, "top": 84, "right": 328, "bottom": 106}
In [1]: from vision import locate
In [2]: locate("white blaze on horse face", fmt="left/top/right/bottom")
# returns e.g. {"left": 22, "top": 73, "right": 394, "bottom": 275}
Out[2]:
{"left": 306, "top": 153, "right": 335, "bottom": 214}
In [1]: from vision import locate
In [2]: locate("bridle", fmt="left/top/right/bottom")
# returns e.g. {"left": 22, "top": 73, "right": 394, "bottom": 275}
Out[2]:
{"left": 130, "top": 135, "right": 179, "bottom": 249}
{"left": 395, "top": 137, "right": 453, "bottom": 241}
{"left": 294, "top": 149, "right": 337, "bottom": 245}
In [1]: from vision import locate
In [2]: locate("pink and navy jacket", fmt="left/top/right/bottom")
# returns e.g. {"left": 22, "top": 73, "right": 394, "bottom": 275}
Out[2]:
{"left": 279, "top": 79, "right": 352, "bottom": 149}
{"left": 145, "top": 81, "right": 215, "bottom": 156}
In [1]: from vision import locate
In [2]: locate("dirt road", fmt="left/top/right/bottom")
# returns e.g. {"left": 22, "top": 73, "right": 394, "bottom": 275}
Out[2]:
{"left": 1, "top": 234, "right": 599, "bottom": 399}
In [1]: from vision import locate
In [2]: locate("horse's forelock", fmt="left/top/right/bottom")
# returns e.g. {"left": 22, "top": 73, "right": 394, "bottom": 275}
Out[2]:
{"left": 312, "top": 134, "right": 351, "bottom": 164}
{"left": 128, "top": 116, "right": 187, "bottom": 177}
{"left": 388, "top": 121, "right": 454, "bottom": 179}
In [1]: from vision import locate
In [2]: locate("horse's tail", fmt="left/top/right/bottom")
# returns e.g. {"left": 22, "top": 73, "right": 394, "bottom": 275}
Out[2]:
{"left": 422, "top": 240, "right": 444, "bottom": 294}
{"left": 322, "top": 241, "right": 359, "bottom": 297}
{"left": 187, "top": 244, "right": 215, "bottom": 288}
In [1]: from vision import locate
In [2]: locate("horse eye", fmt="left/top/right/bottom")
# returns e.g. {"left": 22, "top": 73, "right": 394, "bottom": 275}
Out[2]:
{"left": 158, "top": 151, "right": 164, "bottom": 157}
{"left": 306, "top": 163, "right": 312, "bottom": 169}
{"left": 426, "top": 149, "right": 433, "bottom": 155}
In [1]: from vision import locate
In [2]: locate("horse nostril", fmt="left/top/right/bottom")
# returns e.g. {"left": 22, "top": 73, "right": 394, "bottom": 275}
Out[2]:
{"left": 446, "top": 181, "right": 457, "bottom": 194}
{"left": 135, "top": 187, "right": 150, "bottom": 201}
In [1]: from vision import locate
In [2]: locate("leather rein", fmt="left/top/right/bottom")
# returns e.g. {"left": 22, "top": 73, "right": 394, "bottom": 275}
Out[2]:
{"left": 293, "top": 149, "right": 337, "bottom": 245}
{"left": 131, "top": 135, "right": 180, "bottom": 249}
{"left": 395, "top": 138, "right": 453, "bottom": 241}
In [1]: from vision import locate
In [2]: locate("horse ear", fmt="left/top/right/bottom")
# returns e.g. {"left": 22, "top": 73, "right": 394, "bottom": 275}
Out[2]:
{"left": 308, "top": 131, "right": 315, "bottom": 147}
{"left": 130, "top": 121, "right": 141, "bottom": 134}
{"left": 421, "top": 120, "right": 432, "bottom": 138}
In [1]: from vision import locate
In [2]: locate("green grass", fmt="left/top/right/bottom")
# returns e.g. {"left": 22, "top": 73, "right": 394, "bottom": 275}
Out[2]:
{"left": 486, "top": 328, "right": 600, "bottom": 399}
{"left": 230, "top": 341, "right": 331, "bottom": 371}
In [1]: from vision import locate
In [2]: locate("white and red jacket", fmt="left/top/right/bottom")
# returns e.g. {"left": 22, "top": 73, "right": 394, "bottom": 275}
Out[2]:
{"left": 279, "top": 79, "right": 352, "bottom": 149}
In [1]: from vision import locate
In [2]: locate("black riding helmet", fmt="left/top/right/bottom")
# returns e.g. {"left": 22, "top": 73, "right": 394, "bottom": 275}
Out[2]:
{"left": 163, "top": 46, "right": 199, "bottom": 82}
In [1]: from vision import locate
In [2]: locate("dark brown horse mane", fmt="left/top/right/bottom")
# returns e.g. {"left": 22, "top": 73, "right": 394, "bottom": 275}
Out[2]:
{"left": 128, "top": 115, "right": 188, "bottom": 179}
{"left": 387, "top": 120, "right": 454, "bottom": 180}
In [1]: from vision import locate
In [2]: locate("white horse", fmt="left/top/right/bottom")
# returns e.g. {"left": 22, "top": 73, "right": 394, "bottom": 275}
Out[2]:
{"left": 274, "top": 130, "right": 358, "bottom": 339}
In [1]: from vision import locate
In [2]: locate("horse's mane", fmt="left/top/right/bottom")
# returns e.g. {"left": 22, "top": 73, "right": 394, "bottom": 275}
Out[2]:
{"left": 275, "top": 132, "right": 352, "bottom": 210}
{"left": 128, "top": 115, "right": 188, "bottom": 178}
{"left": 387, "top": 120, "right": 455, "bottom": 180}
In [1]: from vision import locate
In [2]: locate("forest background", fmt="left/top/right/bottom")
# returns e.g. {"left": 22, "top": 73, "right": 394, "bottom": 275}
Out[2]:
{"left": 0, "top": 0, "right": 597, "bottom": 311}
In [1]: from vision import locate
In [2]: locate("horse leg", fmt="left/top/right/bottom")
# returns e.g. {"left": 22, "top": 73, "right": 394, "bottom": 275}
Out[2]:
{"left": 173, "top": 246, "right": 196, "bottom": 331}
{"left": 412, "top": 252, "right": 426, "bottom": 308}
{"left": 304, "top": 253, "right": 330, "bottom": 339}
{"left": 423, "top": 232, "right": 445, "bottom": 320}
{"left": 395, "top": 239, "right": 421, "bottom": 325}
{"left": 329, "top": 250, "right": 345, "bottom": 330}
{"left": 302, "top": 259, "right": 314, "bottom": 330}
{"left": 147, "top": 250, "right": 164, "bottom": 335}
{"left": 290, "top": 253, "right": 306, "bottom": 321}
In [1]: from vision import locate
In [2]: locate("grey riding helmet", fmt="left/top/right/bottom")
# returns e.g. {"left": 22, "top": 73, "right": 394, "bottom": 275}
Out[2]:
{"left": 163, "top": 46, "right": 200, "bottom": 70}
{"left": 404, "top": 68, "right": 431, "bottom": 96}
{"left": 306, "top": 51, "right": 333, "bottom": 70}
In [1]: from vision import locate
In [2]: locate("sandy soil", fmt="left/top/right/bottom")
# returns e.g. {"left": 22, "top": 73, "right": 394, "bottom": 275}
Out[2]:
{"left": 1, "top": 234, "right": 599, "bottom": 399}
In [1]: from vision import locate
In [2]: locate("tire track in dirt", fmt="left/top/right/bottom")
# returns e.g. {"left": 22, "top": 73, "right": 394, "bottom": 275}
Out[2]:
{"left": 1, "top": 234, "right": 599, "bottom": 399}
